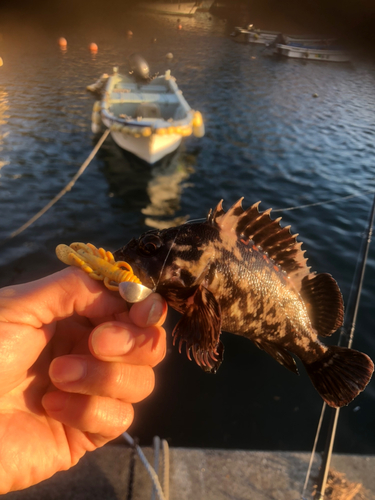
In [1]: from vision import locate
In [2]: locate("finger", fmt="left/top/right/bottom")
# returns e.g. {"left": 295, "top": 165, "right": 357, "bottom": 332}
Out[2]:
{"left": 0, "top": 322, "right": 52, "bottom": 392}
{"left": 128, "top": 293, "right": 168, "bottom": 328}
{"left": 42, "top": 391, "right": 134, "bottom": 439}
{"left": 89, "top": 321, "right": 166, "bottom": 366}
{"left": 0, "top": 267, "right": 127, "bottom": 328}
{"left": 49, "top": 355, "right": 155, "bottom": 403}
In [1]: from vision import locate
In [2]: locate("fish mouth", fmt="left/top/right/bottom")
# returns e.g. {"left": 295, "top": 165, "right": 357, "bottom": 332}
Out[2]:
{"left": 130, "top": 262, "right": 157, "bottom": 291}
{"left": 113, "top": 244, "right": 155, "bottom": 291}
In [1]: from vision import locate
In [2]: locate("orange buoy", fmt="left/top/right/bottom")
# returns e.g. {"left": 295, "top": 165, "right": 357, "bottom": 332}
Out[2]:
{"left": 89, "top": 43, "right": 98, "bottom": 53}
{"left": 58, "top": 37, "right": 67, "bottom": 48}
{"left": 127, "top": 30, "right": 133, "bottom": 38}
{"left": 178, "top": 24, "right": 182, "bottom": 30}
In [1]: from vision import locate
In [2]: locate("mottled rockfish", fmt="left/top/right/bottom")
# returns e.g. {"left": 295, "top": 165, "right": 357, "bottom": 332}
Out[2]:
{"left": 114, "top": 198, "right": 374, "bottom": 408}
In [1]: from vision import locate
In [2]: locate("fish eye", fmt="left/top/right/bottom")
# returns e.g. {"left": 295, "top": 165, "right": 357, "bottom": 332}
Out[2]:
{"left": 138, "top": 234, "right": 162, "bottom": 256}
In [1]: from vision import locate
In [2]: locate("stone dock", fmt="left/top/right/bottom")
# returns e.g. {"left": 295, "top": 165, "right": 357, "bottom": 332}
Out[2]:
{"left": 3, "top": 444, "right": 375, "bottom": 499}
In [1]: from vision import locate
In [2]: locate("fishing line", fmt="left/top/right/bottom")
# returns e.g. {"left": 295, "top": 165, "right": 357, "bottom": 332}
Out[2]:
{"left": 154, "top": 226, "right": 183, "bottom": 292}
{"left": 188, "top": 188, "right": 375, "bottom": 224}
{"left": 301, "top": 403, "right": 326, "bottom": 499}
{"left": 342, "top": 194, "right": 375, "bottom": 349}
{"left": 154, "top": 214, "right": 212, "bottom": 292}
{"left": 272, "top": 188, "right": 375, "bottom": 213}
{"left": 302, "top": 191, "right": 375, "bottom": 500}
{"left": 185, "top": 217, "right": 206, "bottom": 224}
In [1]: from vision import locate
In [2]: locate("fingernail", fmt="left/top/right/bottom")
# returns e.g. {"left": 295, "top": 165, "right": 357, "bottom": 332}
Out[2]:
{"left": 42, "top": 391, "right": 70, "bottom": 412}
{"left": 50, "top": 357, "right": 86, "bottom": 383}
{"left": 147, "top": 296, "right": 164, "bottom": 326}
{"left": 91, "top": 323, "right": 135, "bottom": 356}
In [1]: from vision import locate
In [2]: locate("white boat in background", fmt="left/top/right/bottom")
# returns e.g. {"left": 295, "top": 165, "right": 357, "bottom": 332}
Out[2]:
{"left": 231, "top": 26, "right": 280, "bottom": 44}
{"left": 274, "top": 44, "right": 350, "bottom": 63}
{"left": 89, "top": 58, "right": 204, "bottom": 164}
{"left": 231, "top": 26, "right": 335, "bottom": 47}
{"left": 139, "top": 2, "right": 198, "bottom": 16}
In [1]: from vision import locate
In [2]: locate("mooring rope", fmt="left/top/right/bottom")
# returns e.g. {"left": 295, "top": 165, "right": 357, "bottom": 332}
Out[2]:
{"left": 0, "top": 128, "right": 110, "bottom": 245}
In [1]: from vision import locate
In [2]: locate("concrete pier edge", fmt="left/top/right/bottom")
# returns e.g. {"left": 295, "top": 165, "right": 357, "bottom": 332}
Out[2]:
{"left": 3, "top": 445, "right": 375, "bottom": 499}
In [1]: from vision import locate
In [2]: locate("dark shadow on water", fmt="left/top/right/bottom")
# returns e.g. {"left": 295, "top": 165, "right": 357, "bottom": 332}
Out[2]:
{"left": 97, "top": 135, "right": 197, "bottom": 229}
{"left": 96, "top": 134, "right": 154, "bottom": 210}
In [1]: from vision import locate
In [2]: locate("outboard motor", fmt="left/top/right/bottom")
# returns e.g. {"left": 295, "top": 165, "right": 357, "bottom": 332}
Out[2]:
{"left": 128, "top": 53, "right": 150, "bottom": 81}
{"left": 267, "top": 33, "right": 287, "bottom": 49}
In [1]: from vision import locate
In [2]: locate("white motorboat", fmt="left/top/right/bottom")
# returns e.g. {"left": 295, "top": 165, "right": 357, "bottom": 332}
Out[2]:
{"left": 231, "top": 26, "right": 280, "bottom": 44}
{"left": 274, "top": 43, "right": 350, "bottom": 62}
{"left": 231, "top": 26, "right": 335, "bottom": 47}
{"left": 90, "top": 61, "right": 204, "bottom": 164}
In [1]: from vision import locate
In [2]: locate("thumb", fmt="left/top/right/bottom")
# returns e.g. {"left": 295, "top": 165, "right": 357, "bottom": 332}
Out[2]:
{"left": 0, "top": 267, "right": 127, "bottom": 328}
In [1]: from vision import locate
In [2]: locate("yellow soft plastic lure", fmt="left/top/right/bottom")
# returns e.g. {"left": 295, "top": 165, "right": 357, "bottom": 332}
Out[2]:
{"left": 56, "top": 242, "right": 142, "bottom": 291}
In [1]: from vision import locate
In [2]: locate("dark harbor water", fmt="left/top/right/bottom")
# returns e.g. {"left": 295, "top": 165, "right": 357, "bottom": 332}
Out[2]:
{"left": 0, "top": 9, "right": 375, "bottom": 455}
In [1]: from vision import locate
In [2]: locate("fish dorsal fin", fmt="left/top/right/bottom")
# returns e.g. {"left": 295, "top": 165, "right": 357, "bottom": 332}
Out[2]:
{"left": 207, "top": 198, "right": 244, "bottom": 232}
{"left": 207, "top": 199, "right": 225, "bottom": 225}
{"left": 207, "top": 198, "right": 311, "bottom": 289}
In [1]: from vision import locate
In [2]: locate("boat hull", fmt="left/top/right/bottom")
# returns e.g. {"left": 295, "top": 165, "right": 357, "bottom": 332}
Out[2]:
{"left": 231, "top": 28, "right": 274, "bottom": 44}
{"left": 275, "top": 44, "right": 350, "bottom": 62}
{"left": 231, "top": 27, "right": 337, "bottom": 47}
{"left": 109, "top": 129, "right": 182, "bottom": 164}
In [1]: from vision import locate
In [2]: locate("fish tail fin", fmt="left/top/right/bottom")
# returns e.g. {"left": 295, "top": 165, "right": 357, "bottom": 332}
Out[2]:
{"left": 303, "top": 346, "right": 374, "bottom": 408}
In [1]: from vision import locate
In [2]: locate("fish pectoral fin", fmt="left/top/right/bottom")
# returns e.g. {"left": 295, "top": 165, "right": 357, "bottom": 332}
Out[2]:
{"left": 172, "top": 286, "right": 223, "bottom": 374}
{"left": 254, "top": 340, "right": 299, "bottom": 375}
{"left": 300, "top": 273, "right": 344, "bottom": 337}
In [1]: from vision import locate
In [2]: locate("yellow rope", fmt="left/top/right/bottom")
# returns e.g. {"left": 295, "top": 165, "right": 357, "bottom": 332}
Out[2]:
{"left": 3, "top": 128, "right": 110, "bottom": 243}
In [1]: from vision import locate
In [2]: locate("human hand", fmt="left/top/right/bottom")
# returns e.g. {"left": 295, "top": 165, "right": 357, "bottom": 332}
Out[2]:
{"left": 0, "top": 267, "right": 167, "bottom": 493}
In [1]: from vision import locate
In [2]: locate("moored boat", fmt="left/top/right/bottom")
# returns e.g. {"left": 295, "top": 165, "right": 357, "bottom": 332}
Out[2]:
{"left": 231, "top": 26, "right": 335, "bottom": 47}
{"left": 231, "top": 26, "right": 280, "bottom": 44}
{"left": 274, "top": 43, "right": 350, "bottom": 63}
{"left": 89, "top": 58, "right": 204, "bottom": 164}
